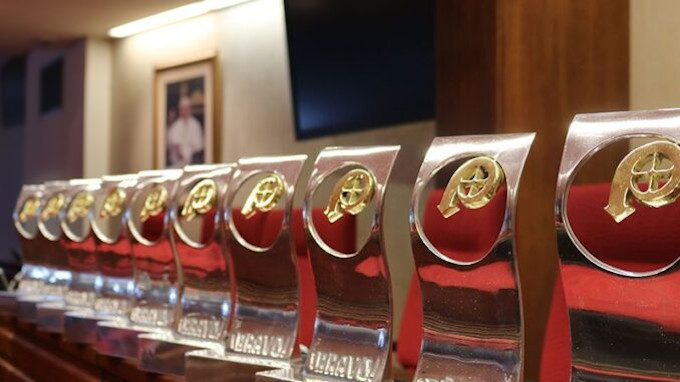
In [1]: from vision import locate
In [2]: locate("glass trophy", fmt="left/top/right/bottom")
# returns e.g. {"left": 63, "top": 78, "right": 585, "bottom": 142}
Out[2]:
{"left": 409, "top": 134, "right": 534, "bottom": 382}
{"left": 257, "top": 146, "right": 400, "bottom": 382}
{"left": 556, "top": 109, "right": 680, "bottom": 381}
{"left": 64, "top": 174, "right": 139, "bottom": 344}
{"left": 185, "top": 155, "right": 307, "bottom": 382}
{"left": 0, "top": 184, "right": 46, "bottom": 315}
{"left": 35, "top": 178, "right": 102, "bottom": 333}
{"left": 16, "top": 180, "right": 71, "bottom": 323}
{"left": 137, "top": 164, "right": 235, "bottom": 376}
{"left": 96, "top": 169, "right": 183, "bottom": 359}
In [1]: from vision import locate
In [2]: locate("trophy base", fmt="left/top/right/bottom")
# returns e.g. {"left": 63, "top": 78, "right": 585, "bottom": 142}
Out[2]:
{"left": 185, "top": 349, "right": 293, "bottom": 382}
{"left": 96, "top": 319, "right": 169, "bottom": 360}
{"left": 17, "top": 295, "right": 61, "bottom": 323}
{"left": 0, "top": 291, "right": 19, "bottom": 316}
{"left": 64, "top": 309, "right": 114, "bottom": 344}
{"left": 256, "top": 361, "right": 415, "bottom": 382}
{"left": 137, "top": 332, "right": 224, "bottom": 377}
{"left": 36, "top": 300, "right": 86, "bottom": 333}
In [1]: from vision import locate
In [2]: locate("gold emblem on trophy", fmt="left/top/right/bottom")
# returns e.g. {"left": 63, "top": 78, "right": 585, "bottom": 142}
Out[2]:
{"left": 140, "top": 184, "right": 168, "bottom": 223}
{"left": 67, "top": 192, "right": 95, "bottom": 223}
{"left": 181, "top": 179, "right": 217, "bottom": 221}
{"left": 241, "top": 174, "right": 285, "bottom": 219}
{"left": 605, "top": 140, "right": 680, "bottom": 223}
{"left": 40, "top": 193, "right": 65, "bottom": 221}
{"left": 18, "top": 197, "right": 41, "bottom": 223}
{"left": 100, "top": 188, "right": 127, "bottom": 219}
{"left": 324, "top": 168, "right": 376, "bottom": 223}
{"left": 437, "top": 156, "right": 504, "bottom": 218}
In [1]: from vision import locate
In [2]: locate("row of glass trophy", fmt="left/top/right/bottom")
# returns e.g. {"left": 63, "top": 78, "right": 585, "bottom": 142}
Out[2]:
{"left": 2, "top": 108, "right": 679, "bottom": 381}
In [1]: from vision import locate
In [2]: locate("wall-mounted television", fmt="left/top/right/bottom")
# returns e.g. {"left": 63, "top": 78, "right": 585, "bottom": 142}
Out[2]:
{"left": 284, "top": 0, "right": 435, "bottom": 139}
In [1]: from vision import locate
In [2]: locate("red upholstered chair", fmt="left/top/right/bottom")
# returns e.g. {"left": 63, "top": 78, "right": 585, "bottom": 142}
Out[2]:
{"left": 398, "top": 184, "right": 680, "bottom": 380}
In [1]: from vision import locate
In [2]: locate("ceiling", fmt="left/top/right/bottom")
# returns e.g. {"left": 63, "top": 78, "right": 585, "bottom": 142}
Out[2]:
{"left": 0, "top": 0, "right": 196, "bottom": 55}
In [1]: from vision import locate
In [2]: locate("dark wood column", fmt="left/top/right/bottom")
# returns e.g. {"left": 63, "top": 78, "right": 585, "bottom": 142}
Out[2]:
{"left": 436, "top": 1, "right": 629, "bottom": 379}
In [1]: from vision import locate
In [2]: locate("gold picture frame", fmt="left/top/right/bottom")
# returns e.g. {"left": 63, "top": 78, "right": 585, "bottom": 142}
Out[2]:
{"left": 153, "top": 54, "right": 220, "bottom": 168}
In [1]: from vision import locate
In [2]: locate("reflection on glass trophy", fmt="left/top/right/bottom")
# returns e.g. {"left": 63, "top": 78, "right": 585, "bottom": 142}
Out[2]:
{"left": 64, "top": 174, "right": 139, "bottom": 344}
{"left": 96, "top": 169, "right": 183, "bottom": 359}
{"left": 257, "top": 146, "right": 399, "bottom": 382}
{"left": 409, "top": 135, "right": 534, "bottom": 382}
{"left": 16, "top": 180, "right": 71, "bottom": 323}
{"left": 0, "top": 184, "right": 46, "bottom": 315}
{"left": 185, "top": 155, "right": 307, "bottom": 382}
{"left": 35, "top": 178, "right": 102, "bottom": 333}
{"left": 137, "top": 164, "right": 235, "bottom": 376}
{"left": 556, "top": 109, "right": 680, "bottom": 381}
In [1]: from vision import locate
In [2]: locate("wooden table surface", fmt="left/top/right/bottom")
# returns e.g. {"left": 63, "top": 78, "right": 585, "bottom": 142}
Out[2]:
{"left": 0, "top": 315, "right": 182, "bottom": 382}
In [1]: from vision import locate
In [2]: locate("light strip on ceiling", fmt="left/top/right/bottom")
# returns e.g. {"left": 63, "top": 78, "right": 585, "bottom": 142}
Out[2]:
{"left": 108, "top": 0, "right": 251, "bottom": 38}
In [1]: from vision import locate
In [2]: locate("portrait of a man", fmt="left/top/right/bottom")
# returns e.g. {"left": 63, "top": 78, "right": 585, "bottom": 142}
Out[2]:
{"left": 154, "top": 57, "right": 217, "bottom": 168}
{"left": 166, "top": 81, "right": 205, "bottom": 167}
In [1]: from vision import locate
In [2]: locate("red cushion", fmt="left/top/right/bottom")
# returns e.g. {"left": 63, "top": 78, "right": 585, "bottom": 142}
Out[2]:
{"left": 396, "top": 188, "right": 506, "bottom": 368}
{"left": 229, "top": 208, "right": 355, "bottom": 347}
{"left": 63, "top": 236, "right": 97, "bottom": 273}
{"left": 540, "top": 183, "right": 680, "bottom": 381}
{"left": 566, "top": 183, "right": 680, "bottom": 272}
{"left": 142, "top": 207, "right": 355, "bottom": 348}
{"left": 539, "top": 271, "right": 570, "bottom": 382}
{"left": 398, "top": 272, "right": 423, "bottom": 369}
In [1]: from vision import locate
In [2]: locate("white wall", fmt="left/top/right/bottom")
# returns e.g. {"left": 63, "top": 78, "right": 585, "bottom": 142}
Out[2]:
{"left": 631, "top": 0, "right": 680, "bottom": 110}
{"left": 83, "top": 38, "right": 112, "bottom": 178}
{"left": 0, "top": 40, "right": 88, "bottom": 264}
{"left": 23, "top": 41, "right": 86, "bottom": 183}
{"left": 107, "top": 0, "right": 435, "bottom": 330}
{"left": 110, "top": 13, "right": 220, "bottom": 173}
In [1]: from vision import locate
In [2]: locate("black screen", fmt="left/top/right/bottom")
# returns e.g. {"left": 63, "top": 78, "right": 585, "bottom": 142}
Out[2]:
{"left": 284, "top": 0, "right": 435, "bottom": 139}
{"left": 40, "top": 57, "right": 64, "bottom": 114}
{"left": 1, "top": 56, "right": 26, "bottom": 128}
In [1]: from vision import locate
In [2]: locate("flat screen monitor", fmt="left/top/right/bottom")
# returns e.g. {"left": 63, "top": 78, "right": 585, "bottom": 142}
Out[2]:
{"left": 284, "top": 0, "right": 435, "bottom": 139}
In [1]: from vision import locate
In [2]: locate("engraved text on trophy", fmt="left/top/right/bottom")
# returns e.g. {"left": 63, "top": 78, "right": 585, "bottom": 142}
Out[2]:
{"left": 177, "top": 315, "right": 223, "bottom": 340}
{"left": 308, "top": 351, "right": 378, "bottom": 381}
{"left": 228, "top": 331, "right": 289, "bottom": 358}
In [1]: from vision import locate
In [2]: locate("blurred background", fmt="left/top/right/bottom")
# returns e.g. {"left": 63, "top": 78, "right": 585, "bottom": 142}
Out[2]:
{"left": 0, "top": 0, "right": 677, "bottom": 379}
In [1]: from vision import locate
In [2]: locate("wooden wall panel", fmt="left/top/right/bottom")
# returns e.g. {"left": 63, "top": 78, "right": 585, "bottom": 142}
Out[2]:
{"left": 436, "top": 0, "right": 497, "bottom": 135}
{"left": 436, "top": 1, "right": 629, "bottom": 379}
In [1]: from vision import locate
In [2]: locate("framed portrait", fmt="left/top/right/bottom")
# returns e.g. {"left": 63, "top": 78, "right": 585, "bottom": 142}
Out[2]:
{"left": 154, "top": 55, "right": 219, "bottom": 168}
